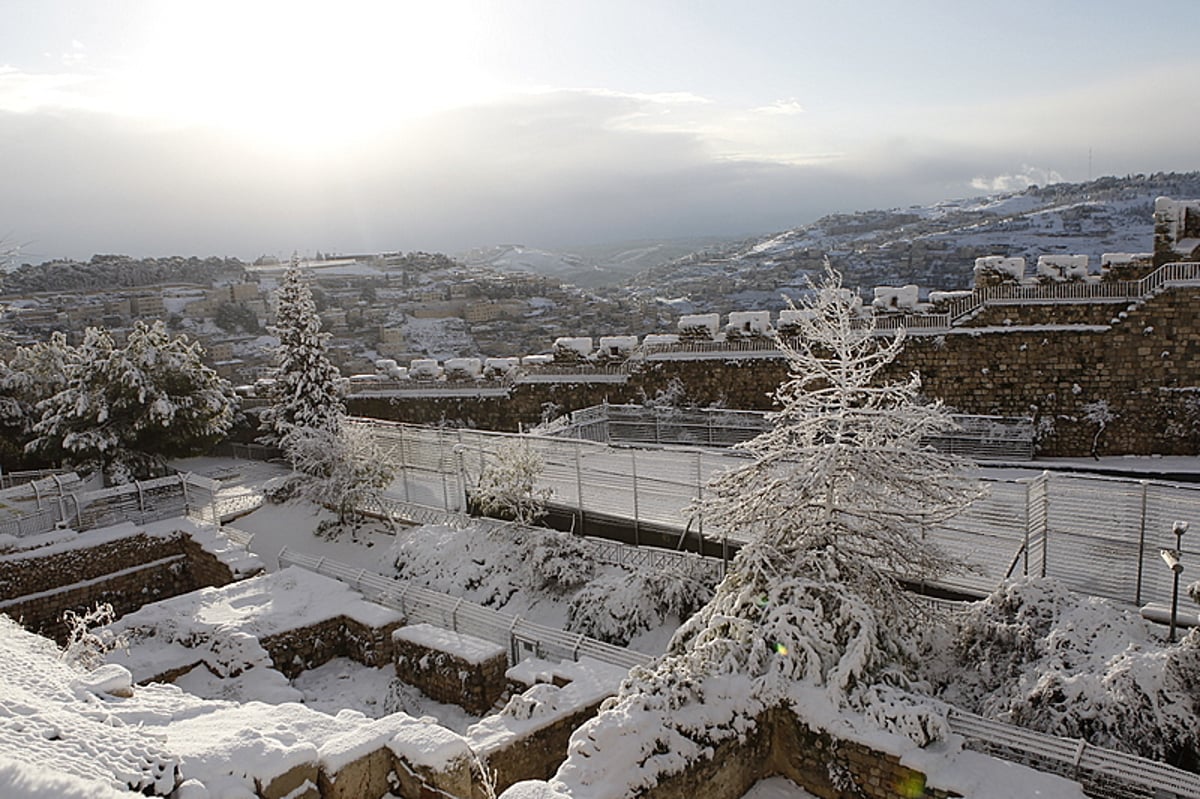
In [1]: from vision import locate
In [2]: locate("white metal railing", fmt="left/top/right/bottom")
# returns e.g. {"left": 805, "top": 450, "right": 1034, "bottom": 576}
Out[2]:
{"left": 278, "top": 548, "right": 653, "bottom": 671}
{"left": 353, "top": 418, "right": 1197, "bottom": 609}
{"left": 947, "top": 708, "right": 1200, "bottom": 799}
{"left": 532, "top": 404, "right": 1034, "bottom": 461}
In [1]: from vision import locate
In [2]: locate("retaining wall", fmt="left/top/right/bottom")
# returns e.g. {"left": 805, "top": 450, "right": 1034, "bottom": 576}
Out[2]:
{"left": 0, "top": 529, "right": 242, "bottom": 643}
{"left": 346, "top": 287, "right": 1200, "bottom": 457}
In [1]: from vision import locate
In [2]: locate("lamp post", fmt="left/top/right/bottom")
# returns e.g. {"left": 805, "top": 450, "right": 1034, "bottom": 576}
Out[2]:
{"left": 1161, "top": 520, "right": 1188, "bottom": 644}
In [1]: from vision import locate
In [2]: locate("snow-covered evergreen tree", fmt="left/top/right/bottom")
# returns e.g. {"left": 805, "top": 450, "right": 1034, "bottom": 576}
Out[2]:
{"left": 0, "top": 331, "right": 74, "bottom": 466}
{"left": 559, "top": 266, "right": 982, "bottom": 791}
{"left": 26, "top": 322, "right": 237, "bottom": 483}
{"left": 259, "top": 255, "right": 344, "bottom": 453}
{"left": 698, "top": 263, "right": 980, "bottom": 595}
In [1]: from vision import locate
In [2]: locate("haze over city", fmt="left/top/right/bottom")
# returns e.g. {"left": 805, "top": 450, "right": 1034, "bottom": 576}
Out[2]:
{"left": 3, "top": 0, "right": 1200, "bottom": 262}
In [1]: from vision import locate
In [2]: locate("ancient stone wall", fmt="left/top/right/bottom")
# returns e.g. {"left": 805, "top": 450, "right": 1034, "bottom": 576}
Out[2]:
{"left": 392, "top": 627, "right": 509, "bottom": 715}
{"left": 346, "top": 286, "right": 1200, "bottom": 458}
{"left": 0, "top": 530, "right": 240, "bottom": 643}
{"left": 259, "top": 615, "right": 405, "bottom": 679}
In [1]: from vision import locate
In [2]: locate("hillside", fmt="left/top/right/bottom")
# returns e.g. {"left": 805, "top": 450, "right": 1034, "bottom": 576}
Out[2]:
{"left": 624, "top": 171, "right": 1200, "bottom": 313}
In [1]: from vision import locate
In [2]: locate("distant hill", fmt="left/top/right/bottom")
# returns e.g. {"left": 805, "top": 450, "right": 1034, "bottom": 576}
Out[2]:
{"left": 2, "top": 254, "right": 248, "bottom": 295}
{"left": 624, "top": 171, "right": 1200, "bottom": 313}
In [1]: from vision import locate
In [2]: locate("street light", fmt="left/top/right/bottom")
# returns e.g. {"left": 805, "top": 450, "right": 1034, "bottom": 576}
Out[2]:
{"left": 1161, "top": 520, "right": 1188, "bottom": 644}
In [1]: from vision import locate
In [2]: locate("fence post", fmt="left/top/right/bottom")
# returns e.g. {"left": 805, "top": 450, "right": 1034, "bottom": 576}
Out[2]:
{"left": 695, "top": 452, "right": 704, "bottom": 554}
{"left": 398, "top": 425, "right": 411, "bottom": 503}
{"left": 630, "top": 450, "right": 640, "bottom": 547}
{"left": 1135, "top": 480, "right": 1149, "bottom": 606}
{"left": 574, "top": 440, "right": 585, "bottom": 532}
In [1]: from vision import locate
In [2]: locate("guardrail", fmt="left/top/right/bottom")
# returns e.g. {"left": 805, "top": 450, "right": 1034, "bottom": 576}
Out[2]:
{"left": 947, "top": 708, "right": 1200, "bottom": 799}
{"left": 278, "top": 548, "right": 653, "bottom": 671}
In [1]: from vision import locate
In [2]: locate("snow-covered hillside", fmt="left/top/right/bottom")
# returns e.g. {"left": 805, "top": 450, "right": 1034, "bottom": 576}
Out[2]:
{"left": 626, "top": 172, "right": 1200, "bottom": 312}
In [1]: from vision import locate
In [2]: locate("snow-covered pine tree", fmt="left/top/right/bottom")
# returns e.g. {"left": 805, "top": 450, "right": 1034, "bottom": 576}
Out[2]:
{"left": 26, "top": 322, "right": 237, "bottom": 482}
{"left": 259, "top": 255, "right": 345, "bottom": 454}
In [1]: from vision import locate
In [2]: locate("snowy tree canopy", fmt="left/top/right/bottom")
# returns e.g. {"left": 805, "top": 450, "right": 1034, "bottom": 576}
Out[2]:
{"left": 259, "top": 255, "right": 344, "bottom": 451}
{"left": 565, "top": 266, "right": 984, "bottom": 786}
{"left": 26, "top": 321, "right": 238, "bottom": 482}
{"left": 697, "top": 263, "right": 981, "bottom": 597}
{"left": 0, "top": 331, "right": 73, "bottom": 465}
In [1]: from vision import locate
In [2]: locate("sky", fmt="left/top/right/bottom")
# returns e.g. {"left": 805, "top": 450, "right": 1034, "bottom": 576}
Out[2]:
{"left": 2, "top": 0, "right": 1200, "bottom": 263}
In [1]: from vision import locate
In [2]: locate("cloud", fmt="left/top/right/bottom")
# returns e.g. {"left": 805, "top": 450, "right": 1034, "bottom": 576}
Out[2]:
{"left": 753, "top": 99, "right": 805, "bottom": 116}
{"left": 3, "top": 67, "right": 1199, "bottom": 263}
{"left": 971, "top": 166, "right": 1065, "bottom": 193}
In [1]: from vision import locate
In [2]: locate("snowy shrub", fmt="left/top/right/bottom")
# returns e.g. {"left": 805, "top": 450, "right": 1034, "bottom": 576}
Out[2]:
{"left": 940, "top": 577, "right": 1200, "bottom": 767}
{"left": 60, "top": 602, "right": 126, "bottom": 670}
{"left": 285, "top": 423, "right": 395, "bottom": 525}
{"left": 565, "top": 564, "right": 713, "bottom": 647}
{"left": 1081, "top": 399, "right": 1116, "bottom": 459}
{"left": 525, "top": 530, "right": 594, "bottom": 592}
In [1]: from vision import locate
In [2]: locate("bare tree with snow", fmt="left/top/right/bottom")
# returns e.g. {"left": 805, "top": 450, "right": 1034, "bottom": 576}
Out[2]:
{"left": 472, "top": 438, "right": 552, "bottom": 525}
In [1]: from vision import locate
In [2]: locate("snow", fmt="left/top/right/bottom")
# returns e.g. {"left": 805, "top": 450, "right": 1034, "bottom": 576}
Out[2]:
{"left": 726, "top": 310, "right": 772, "bottom": 334}
{"left": 871, "top": 284, "right": 919, "bottom": 311}
{"left": 1036, "top": 254, "right": 1089, "bottom": 281}
{"left": 444, "top": 357, "right": 483, "bottom": 378}
{"left": 739, "top": 777, "right": 816, "bottom": 799}
{"left": 393, "top": 623, "right": 507, "bottom": 665}
{"left": 107, "top": 567, "right": 403, "bottom": 683}
{"left": 553, "top": 337, "right": 593, "bottom": 357}
{"left": 677, "top": 313, "right": 720, "bottom": 336}
{"left": 974, "top": 255, "right": 1026, "bottom": 282}
{"left": 597, "top": 335, "right": 638, "bottom": 355}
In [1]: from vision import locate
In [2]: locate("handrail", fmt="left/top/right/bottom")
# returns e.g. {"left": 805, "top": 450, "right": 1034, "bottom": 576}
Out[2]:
{"left": 279, "top": 549, "right": 654, "bottom": 672}
{"left": 946, "top": 708, "right": 1200, "bottom": 797}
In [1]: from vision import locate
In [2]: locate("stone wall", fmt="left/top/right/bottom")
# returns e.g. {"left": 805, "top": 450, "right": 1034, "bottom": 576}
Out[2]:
{"left": 392, "top": 627, "right": 510, "bottom": 715}
{"left": 259, "top": 615, "right": 404, "bottom": 679}
{"left": 347, "top": 286, "right": 1200, "bottom": 458}
{"left": 0, "top": 530, "right": 240, "bottom": 644}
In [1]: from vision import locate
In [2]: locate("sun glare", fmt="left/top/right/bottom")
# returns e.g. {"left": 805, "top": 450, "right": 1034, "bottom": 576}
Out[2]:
{"left": 121, "top": 2, "right": 495, "bottom": 156}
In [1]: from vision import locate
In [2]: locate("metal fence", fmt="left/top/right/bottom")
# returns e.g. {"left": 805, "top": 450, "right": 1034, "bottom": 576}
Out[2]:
{"left": 0, "top": 472, "right": 223, "bottom": 539}
{"left": 946, "top": 708, "right": 1200, "bottom": 799}
{"left": 351, "top": 418, "right": 1198, "bottom": 608}
{"left": 533, "top": 404, "right": 1035, "bottom": 460}
{"left": 278, "top": 548, "right": 652, "bottom": 671}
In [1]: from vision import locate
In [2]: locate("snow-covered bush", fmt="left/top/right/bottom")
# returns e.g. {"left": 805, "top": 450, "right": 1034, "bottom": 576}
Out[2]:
{"left": 525, "top": 531, "right": 594, "bottom": 592}
{"left": 282, "top": 422, "right": 396, "bottom": 526}
{"left": 1082, "top": 399, "right": 1115, "bottom": 459}
{"left": 937, "top": 577, "right": 1200, "bottom": 767}
{"left": 566, "top": 560, "right": 712, "bottom": 646}
{"left": 472, "top": 438, "right": 552, "bottom": 525}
